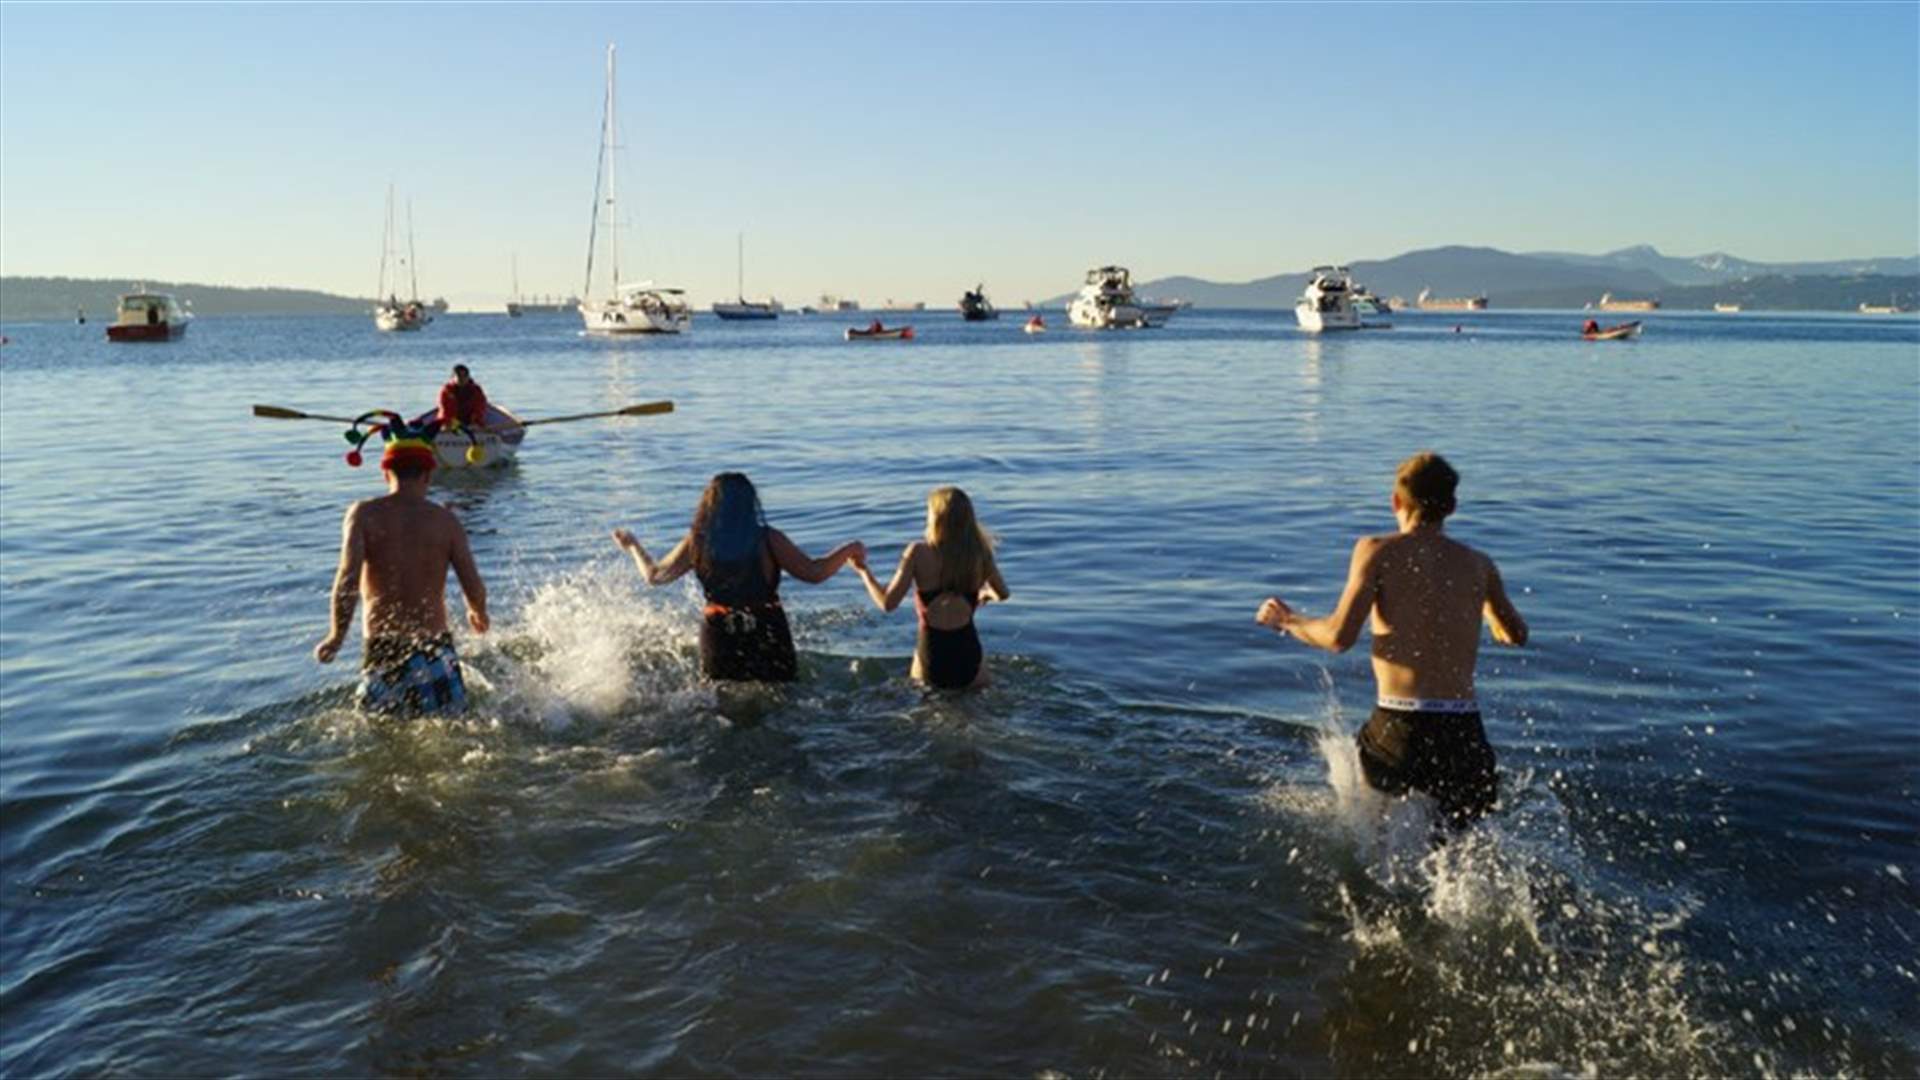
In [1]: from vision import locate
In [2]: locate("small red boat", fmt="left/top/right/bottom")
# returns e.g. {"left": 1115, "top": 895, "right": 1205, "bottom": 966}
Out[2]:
{"left": 106, "top": 288, "right": 191, "bottom": 342}
{"left": 1582, "top": 319, "right": 1642, "bottom": 341}
{"left": 845, "top": 321, "right": 914, "bottom": 341}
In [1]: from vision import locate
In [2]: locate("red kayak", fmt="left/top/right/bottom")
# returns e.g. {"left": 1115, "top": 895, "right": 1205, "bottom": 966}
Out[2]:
{"left": 845, "top": 323, "right": 914, "bottom": 341}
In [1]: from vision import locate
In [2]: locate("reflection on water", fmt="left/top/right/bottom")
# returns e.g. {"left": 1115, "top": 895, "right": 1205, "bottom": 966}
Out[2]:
{"left": 1, "top": 310, "right": 1917, "bottom": 1076}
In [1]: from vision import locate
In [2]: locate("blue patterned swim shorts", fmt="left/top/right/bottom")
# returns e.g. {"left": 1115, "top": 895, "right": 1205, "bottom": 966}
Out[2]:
{"left": 358, "top": 633, "right": 468, "bottom": 717}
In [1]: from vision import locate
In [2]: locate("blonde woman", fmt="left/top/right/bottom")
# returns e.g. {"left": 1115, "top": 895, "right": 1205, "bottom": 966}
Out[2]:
{"left": 851, "top": 487, "right": 1010, "bottom": 689}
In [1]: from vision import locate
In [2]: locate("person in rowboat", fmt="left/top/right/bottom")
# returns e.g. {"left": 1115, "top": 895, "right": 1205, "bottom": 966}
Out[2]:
{"left": 1254, "top": 452, "right": 1528, "bottom": 831}
{"left": 437, "top": 364, "right": 490, "bottom": 430}
{"left": 849, "top": 486, "right": 1010, "bottom": 690}
{"left": 437, "top": 364, "right": 489, "bottom": 429}
{"left": 611, "top": 473, "right": 864, "bottom": 682}
{"left": 314, "top": 423, "right": 490, "bottom": 716}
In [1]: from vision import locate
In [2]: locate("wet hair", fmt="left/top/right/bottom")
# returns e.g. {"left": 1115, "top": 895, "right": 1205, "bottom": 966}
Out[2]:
{"left": 924, "top": 487, "right": 996, "bottom": 596}
{"left": 453, "top": 364, "right": 470, "bottom": 378}
{"left": 387, "top": 462, "right": 431, "bottom": 482}
{"left": 1395, "top": 451, "right": 1459, "bottom": 523}
{"left": 690, "top": 472, "right": 766, "bottom": 576}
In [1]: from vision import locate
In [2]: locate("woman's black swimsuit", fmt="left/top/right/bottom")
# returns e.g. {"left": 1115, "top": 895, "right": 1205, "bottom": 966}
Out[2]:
{"left": 915, "top": 587, "right": 982, "bottom": 690}
{"left": 696, "top": 531, "right": 797, "bottom": 682}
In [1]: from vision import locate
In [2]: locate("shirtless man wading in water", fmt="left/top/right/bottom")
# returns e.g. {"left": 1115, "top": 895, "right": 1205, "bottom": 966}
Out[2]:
{"left": 1256, "top": 452, "right": 1529, "bottom": 829}
{"left": 314, "top": 427, "right": 490, "bottom": 716}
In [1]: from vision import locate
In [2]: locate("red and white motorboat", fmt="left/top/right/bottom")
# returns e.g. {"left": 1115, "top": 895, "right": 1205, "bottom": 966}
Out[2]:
{"left": 105, "top": 288, "right": 191, "bottom": 342}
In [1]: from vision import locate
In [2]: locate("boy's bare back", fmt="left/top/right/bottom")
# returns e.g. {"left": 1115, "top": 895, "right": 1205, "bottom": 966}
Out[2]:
{"left": 1364, "top": 529, "right": 1516, "bottom": 700}
{"left": 352, "top": 494, "right": 464, "bottom": 640}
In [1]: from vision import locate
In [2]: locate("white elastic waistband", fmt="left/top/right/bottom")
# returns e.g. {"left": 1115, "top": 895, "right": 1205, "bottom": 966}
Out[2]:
{"left": 1377, "top": 695, "right": 1479, "bottom": 714}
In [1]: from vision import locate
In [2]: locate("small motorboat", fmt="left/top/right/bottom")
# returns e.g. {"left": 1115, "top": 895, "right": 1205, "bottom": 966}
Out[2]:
{"left": 1582, "top": 320, "right": 1642, "bottom": 341}
{"left": 1023, "top": 315, "right": 1047, "bottom": 334}
{"left": 958, "top": 283, "right": 998, "bottom": 322}
{"left": 845, "top": 321, "right": 914, "bottom": 341}
{"left": 106, "top": 288, "right": 191, "bottom": 342}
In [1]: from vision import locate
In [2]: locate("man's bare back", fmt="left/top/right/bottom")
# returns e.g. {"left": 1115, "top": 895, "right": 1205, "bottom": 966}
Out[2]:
{"left": 315, "top": 479, "right": 487, "bottom": 664}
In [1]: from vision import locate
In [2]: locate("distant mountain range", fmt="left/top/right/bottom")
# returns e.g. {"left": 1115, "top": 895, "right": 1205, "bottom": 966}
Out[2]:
{"left": 0, "top": 277, "right": 382, "bottom": 321}
{"left": 1046, "top": 245, "right": 1920, "bottom": 311}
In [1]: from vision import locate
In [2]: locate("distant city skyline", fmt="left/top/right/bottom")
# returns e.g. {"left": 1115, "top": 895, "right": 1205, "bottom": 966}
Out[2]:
{"left": 2, "top": 2, "right": 1914, "bottom": 309}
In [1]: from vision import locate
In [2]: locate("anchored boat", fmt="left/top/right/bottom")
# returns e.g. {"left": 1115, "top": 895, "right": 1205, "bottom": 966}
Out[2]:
{"left": 105, "top": 287, "right": 191, "bottom": 342}
{"left": 578, "top": 45, "right": 691, "bottom": 335}
{"left": 1067, "top": 266, "right": 1176, "bottom": 329}
{"left": 958, "top": 283, "right": 998, "bottom": 321}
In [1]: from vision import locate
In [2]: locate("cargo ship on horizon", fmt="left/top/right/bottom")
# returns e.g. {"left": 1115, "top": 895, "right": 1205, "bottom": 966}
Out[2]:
{"left": 1594, "top": 291, "right": 1661, "bottom": 312}
{"left": 1416, "top": 287, "right": 1488, "bottom": 311}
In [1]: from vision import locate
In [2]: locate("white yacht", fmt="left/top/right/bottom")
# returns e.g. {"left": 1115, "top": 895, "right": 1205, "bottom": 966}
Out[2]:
{"left": 579, "top": 45, "right": 690, "bottom": 335}
{"left": 1067, "top": 266, "right": 1177, "bottom": 329}
{"left": 1294, "top": 266, "right": 1368, "bottom": 333}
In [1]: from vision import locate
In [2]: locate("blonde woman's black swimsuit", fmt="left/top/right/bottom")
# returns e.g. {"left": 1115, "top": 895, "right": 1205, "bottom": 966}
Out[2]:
{"left": 915, "top": 588, "right": 982, "bottom": 689}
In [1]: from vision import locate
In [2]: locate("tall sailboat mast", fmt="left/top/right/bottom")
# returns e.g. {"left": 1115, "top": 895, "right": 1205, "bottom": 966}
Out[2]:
{"left": 737, "top": 232, "right": 745, "bottom": 301}
{"left": 378, "top": 185, "right": 395, "bottom": 299}
{"left": 606, "top": 44, "right": 620, "bottom": 292}
{"left": 406, "top": 199, "right": 420, "bottom": 302}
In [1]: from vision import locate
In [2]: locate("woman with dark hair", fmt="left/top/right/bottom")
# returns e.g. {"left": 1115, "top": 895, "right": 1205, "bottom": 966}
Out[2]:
{"left": 850, "top": 486, "right": 1010, "bottom": 690}
{"left": 612, "top": 472, "right": 864, "bottom": 682}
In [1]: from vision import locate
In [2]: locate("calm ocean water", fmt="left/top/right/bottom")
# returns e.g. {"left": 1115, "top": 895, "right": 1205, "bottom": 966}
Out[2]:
{"left": 2, "top": 307, "right": 1916, "bottom": 1077}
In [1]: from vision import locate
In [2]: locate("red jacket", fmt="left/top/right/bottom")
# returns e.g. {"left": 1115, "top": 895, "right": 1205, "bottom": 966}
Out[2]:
{"left": 438, "top": 380, "right": 489, "bottom": 427}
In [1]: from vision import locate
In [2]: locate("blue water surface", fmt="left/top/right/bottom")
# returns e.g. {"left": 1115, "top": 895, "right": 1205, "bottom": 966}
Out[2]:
{"left": 1, "top": 307, "right": 1916, "bottom": 1076}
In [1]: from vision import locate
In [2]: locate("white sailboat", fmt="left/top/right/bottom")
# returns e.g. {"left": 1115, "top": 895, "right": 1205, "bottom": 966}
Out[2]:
{"left": 506, "top": 253, "right": 523, "bottom": 317}
{"left": 712, "top": 232, "right": 780, "bottom": 320}
{"left": 579, "top": 44, "right": 690, "bottom": 335}
{"left": 373, "top": 186, "right": 431, "bottom": 332}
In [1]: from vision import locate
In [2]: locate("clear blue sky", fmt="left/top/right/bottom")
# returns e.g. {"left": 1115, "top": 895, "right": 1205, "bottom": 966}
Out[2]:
{"left": 2, "top": 2, "right": 1914, "bottom": 308}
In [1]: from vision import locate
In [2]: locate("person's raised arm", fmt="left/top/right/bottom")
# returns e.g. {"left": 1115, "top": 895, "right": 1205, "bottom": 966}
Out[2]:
{"left": 768, "top": 528, "right": 863, "bottom": 585}
{"left": 449, "top": 513, "right": 490, "bottom": 635}
{"left": 1255, "top": 536, "right": 1381, "bottom": 654}
{"left": 854, "top": 541, "right": 918, "bottom": 612}
{"left": 1483, "top": 558, "right": 1528, "bottom": 647}
{"left": 611, "top": 528, "right": 693, "bottom": 586}
{"left": 315, "top": 504, "right": 366, "bottom": 662}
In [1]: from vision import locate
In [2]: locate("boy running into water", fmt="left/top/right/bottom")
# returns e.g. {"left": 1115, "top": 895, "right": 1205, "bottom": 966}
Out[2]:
{"left": 1256, "top": 452, "right": 1528, "bottom": 829}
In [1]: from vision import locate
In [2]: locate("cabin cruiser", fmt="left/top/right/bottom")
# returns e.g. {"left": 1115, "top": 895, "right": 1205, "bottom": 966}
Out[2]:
{"left": 1294, "top": 266, "right": 1372, "bottom": 333}
{"left": 106, "top": 288, "right": 191, "bottom": 342}
{"left": 1067, "top": 266, "right": 1177, "bottom": 329}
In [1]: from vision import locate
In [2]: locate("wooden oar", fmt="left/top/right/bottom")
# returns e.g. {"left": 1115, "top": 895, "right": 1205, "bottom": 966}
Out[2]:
{"left": 253, "top": 400, "right": 673, "bottom": 426}
{"left": 519, "top": 401, "right": 674, "bottom": 427}
{"left": 252, "top": 404, "right": 364, "bottom": 423}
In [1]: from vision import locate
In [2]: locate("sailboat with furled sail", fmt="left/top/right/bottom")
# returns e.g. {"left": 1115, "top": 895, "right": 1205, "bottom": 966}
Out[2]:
{"left": 712, "top": 232, "right": 780, "bottom": 320}
{"left": 579, "top": 44, "right": 690, "bottom": 335}
{"left": 373, "top": 186, "right": 431, "bottom": 332}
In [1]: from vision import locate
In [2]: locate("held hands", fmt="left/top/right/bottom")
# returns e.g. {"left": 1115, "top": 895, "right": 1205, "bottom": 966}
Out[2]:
{"left": 846, "top": 541, "right": 869, "bottom": 572}
{"left": 1256, "top": 597, "right": 1295, "bottom": 633}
